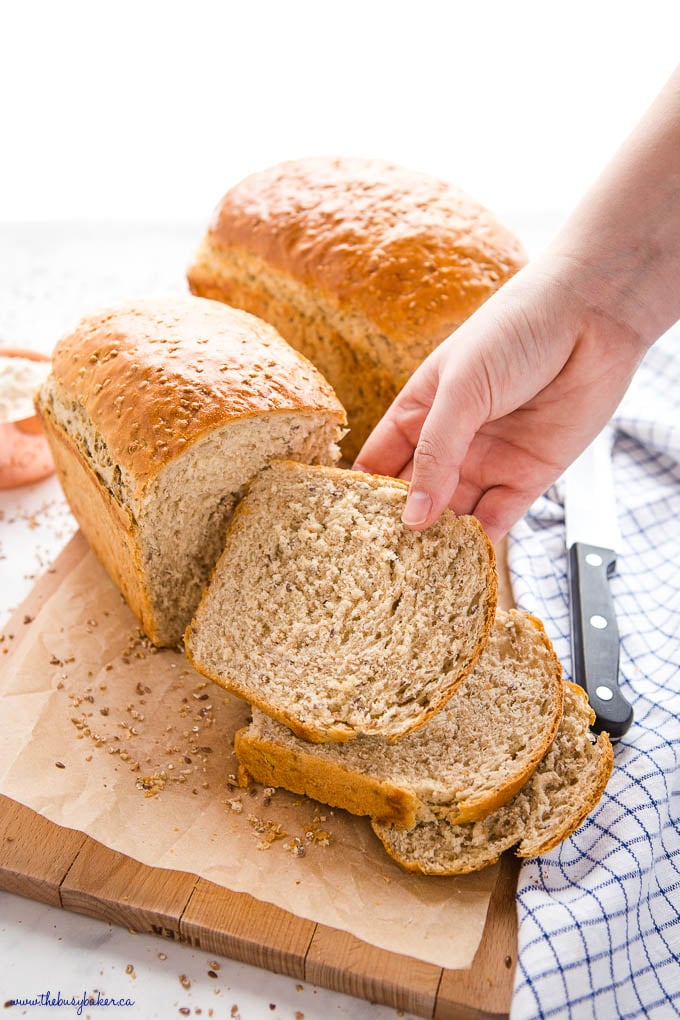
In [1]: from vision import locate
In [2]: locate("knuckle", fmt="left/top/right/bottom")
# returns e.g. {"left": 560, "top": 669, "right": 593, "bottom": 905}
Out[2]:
{"left": 413, "top": 434, "right": 445, "bottom": 473}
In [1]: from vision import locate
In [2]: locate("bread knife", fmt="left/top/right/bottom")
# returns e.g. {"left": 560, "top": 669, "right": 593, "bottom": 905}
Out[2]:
{"left": 564, "top": 429, "right": 633, "bottom": 741}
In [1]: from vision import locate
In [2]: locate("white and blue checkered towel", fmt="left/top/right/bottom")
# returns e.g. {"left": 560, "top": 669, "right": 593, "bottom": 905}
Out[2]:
{"left": 508, "top": 329, "right": 680, "bottom": 1019}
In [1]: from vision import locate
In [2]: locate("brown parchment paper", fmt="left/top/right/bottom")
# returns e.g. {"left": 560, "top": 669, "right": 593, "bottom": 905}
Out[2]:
{"left": 0, "top": 537, "right": 498, "bottom": 969}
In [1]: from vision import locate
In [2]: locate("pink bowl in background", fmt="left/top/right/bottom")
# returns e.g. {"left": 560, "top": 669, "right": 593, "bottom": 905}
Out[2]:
{"left": 0, "top": 348, "right": 55, "bottom": 489}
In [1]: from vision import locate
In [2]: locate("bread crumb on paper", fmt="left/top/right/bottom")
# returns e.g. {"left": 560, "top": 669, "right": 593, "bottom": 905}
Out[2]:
{"left": 58, "top": 636, "right": 223, "bottom": 799}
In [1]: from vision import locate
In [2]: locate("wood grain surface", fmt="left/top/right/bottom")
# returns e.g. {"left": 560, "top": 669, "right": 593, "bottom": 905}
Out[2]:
{"left": 0, "top": 533, "right": 519, "bottom": 1020}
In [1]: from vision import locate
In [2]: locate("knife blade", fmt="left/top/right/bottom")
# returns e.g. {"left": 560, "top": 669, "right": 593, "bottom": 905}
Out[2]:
{"left": 564, "top": 428, "right": 633, "bottom": 741}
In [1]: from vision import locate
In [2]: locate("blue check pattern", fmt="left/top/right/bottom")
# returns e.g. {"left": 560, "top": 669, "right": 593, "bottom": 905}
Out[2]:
{"left": 507, "top": 330, "right": 680, "bottom": 1019}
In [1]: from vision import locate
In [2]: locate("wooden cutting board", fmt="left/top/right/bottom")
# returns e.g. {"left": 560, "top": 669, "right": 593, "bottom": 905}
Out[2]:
{"left": 0, "top": 534, "right": 519, "bottom": 1020}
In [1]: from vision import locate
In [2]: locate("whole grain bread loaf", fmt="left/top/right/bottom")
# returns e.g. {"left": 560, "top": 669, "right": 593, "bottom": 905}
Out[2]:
{"left": 35, "top": 297, "right": 346, "bottom": 646}
{"left": 186, "top": 157, "right": 527, "bottom": 459}
{"left": 372, "top": 683, "right": 614, "bottom": 874}
{"left": 235, "top": 610, "right": 564, "bottom": 827}
{"left": 185, "top": 460, "right": 497, "bottom": 743}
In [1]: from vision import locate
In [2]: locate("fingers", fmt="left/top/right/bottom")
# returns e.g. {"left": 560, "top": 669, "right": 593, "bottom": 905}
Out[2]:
{"left": 353, "top": 357, "right": 440, "bottom": 479}
{"left": 447, "top": 475, "right": 484, "bottom": 517}
{"left": 352, "top": 263, "right": 586, "bottom": 538}
{"left": 397, "top": 456, "right": 485, "bottom": 518}
{"left": 354, "top": 345, "right": 492, "bottom": 531}
{"left": 353, "top": 412, "right": 415, "bottom": 480}
{"left": 472, "top": 484, "right": 540, "bottom": 546}
{"left": 400, "top": 364, "right": 488, "bottom": 529}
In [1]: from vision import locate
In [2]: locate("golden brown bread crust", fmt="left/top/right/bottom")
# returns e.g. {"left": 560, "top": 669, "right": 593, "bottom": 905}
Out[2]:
{"left": 190, "top": 157, "right": 527, "bottom": 346}
{"left": 187, "top": 247, "right": 398, "bottom": 459}
{"left": 516, "top": 685, "right": 614, "bottom": 860}
{"left": 187, "top": 158, "right": 526, "bottom": 459}
{"left": 371, "top": 826, "right": 490, "bottom": 877}
{"left": 48, "top": 296, "right": 346, "bottom": 496}
{"left": 234, "top": 726, "right": 418, "bottom": 827}
{"left": 37, "top": 411, "right": 162, "bottom": 642}
{"left": 185, "top": 461, "right": 498, "bottom": 743}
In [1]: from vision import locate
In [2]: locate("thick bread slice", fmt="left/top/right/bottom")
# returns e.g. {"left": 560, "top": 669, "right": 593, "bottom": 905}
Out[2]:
{"left": 372, "top": 683, "right": 614, "bottom": 874}
{"left": 35, "top": 297, "right": 346, "bottom": 646}
{"left": 185, "top": 460, "right": 497, "bottom": 743}
{"left": 235, "top": 610, "right": 564, "bottom": 826}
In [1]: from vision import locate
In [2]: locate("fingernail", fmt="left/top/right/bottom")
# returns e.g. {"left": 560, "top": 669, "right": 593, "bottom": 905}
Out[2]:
{"left": 402, "top": 490, "right": 432, "bottom": 526}
{"left": 353, "top": 460, "right": 368, "bottom": 473}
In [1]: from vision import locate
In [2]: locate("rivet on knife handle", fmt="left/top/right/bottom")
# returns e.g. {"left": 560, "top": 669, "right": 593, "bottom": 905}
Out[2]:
{"left": 567, "top": 541, "right": 634, "bottom": 741}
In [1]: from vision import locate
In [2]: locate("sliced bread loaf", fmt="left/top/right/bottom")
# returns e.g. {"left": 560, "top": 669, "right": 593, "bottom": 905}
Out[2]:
{"left": 185, "top": 460, "right": 497, "bottom": 743}
{"left": 372, "top": 683, "right": 614, "bottom": 874}
{"left": 35, "top": 297, "right": 346, "bottom": 647}
{"left": 235, "top": 610, "right": 564, "bottom": 826}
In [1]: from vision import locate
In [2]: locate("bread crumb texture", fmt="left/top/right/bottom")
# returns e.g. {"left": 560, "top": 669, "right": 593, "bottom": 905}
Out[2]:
{"left": 186, "top": 461, "right": 496, "bottom": 742}
{"left": 372, "top": 683, "right": 613, "bottom": 874}
{"left": 235, "top": 609, "right": 564, "bottom": 826}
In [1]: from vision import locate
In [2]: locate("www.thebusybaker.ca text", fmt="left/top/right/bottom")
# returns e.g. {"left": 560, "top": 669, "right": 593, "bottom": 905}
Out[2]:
{"left": 5, "top": 990, "right": 135, "bottom": 1015}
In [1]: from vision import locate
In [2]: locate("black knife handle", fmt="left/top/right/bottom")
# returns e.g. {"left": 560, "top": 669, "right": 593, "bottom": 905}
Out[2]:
{"left": 567, "top": 542, "right": 633, "bottom": 741}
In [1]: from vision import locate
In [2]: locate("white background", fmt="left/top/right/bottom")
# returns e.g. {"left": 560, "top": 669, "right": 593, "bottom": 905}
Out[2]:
{"left": 1, "top": 0, "right": 678, "bottom": 232}
{"left": 1, "top": 3, "right": 679, "bottom": 1019}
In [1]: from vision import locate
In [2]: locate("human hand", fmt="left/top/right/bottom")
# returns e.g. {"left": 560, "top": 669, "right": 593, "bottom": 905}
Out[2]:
{"left": 355, "top": 66, "right": 680, "bottom": 543}
{"left": 354, "top": 255, "right": 650, "bottom": 544}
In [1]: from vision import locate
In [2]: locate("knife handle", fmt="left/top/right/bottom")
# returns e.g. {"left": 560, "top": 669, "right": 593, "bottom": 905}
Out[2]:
{"left": 567, "top": 542, "right": 633, "bottom": 741}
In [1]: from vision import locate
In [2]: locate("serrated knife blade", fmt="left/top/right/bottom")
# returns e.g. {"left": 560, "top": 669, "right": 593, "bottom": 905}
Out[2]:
{"left": 564, "top": 428, "right": 633, "bottom": 741}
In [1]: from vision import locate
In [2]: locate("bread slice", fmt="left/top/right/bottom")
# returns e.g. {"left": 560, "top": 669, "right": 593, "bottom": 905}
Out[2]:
{"left": 185, "top": 460, "right": 497, "bottom": 743}
{"left": 372, "top": 683, "right": 613, "bottom": 874}
{"left": 187, "top": 157, "right": 527, "bottom": 459}
{"left": 35, "top": 297, "right": 346, "bottom": 646}
{"left": 235, "top": 610, "right": 564, "bottom": 827}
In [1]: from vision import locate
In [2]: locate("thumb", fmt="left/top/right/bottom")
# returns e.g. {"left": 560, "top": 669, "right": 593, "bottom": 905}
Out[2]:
{"left": 401, "top": 360, "right": 491, "bottom": 530}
